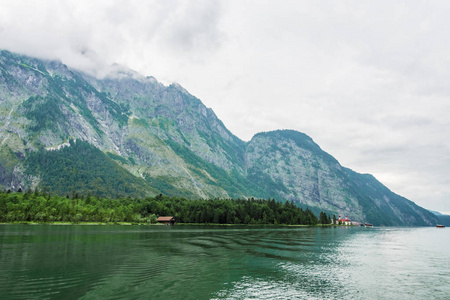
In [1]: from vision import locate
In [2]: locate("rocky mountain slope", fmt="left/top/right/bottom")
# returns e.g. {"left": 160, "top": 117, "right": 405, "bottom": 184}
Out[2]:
{"left": 246, "top": 130, "right": 436, "bottom": 225}
{"left": 0, "top": 50, "right": 438, "bottom": 226}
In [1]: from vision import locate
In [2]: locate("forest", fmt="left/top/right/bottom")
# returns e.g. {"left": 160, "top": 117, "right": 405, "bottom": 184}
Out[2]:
{"left": 0, "top": 190, "right": 332, "bottom": 225}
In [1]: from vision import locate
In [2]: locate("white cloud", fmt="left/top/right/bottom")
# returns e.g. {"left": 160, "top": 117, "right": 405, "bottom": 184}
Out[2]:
{"left": 1, "top": 0, "right": 449, "bottom": 213}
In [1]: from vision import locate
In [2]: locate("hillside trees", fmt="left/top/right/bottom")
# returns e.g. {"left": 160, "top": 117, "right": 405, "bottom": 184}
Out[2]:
{"left": 24, "top": 140, "right": 157, "bottom": 198}
{"left": 0, "top": 191, "right": 329, "bottom": 225}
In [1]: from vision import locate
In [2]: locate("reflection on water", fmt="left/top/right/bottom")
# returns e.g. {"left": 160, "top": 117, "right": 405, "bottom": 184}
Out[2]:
{"left": 0, "top": 225, "right": 449, "bottom": 299}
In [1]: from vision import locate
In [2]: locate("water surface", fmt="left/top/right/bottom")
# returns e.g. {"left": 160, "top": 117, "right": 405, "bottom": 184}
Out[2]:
{"left": 0, "top": 225, "right": 448, "bottom": 299}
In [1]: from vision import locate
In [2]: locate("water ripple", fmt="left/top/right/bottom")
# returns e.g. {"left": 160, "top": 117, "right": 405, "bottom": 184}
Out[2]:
{"left": 1, "top": 225, "right": 449, "bottom": 299}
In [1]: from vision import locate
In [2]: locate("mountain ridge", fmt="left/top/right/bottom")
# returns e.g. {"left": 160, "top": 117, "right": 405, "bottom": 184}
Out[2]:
{"left": 0, "top": 50, "right": 438, "bottom": 226}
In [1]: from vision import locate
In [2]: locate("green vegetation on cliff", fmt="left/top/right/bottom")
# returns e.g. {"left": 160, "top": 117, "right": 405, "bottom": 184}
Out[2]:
{"left": 24, "top": 140, "right": 158, "bottom": 198}
{"left": 165, "top": 138, "right": 266, "bottom": 199}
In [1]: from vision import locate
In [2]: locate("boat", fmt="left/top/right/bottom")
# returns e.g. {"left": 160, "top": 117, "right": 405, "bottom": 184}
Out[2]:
{"left": 436, "top": 224, "right": 445, "bottom": 228}
{"left": 364, "top": 223, "right": 373, "bottom": 227}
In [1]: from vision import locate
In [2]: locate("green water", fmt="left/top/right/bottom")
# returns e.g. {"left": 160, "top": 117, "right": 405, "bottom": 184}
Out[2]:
{"left": 0, "top": 225, "right": 449, "bottom": 299}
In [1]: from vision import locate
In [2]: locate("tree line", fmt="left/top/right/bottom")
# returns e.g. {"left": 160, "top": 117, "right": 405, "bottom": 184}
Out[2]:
{"left": 0, "top": 190, "right": 332, "bottom": 225}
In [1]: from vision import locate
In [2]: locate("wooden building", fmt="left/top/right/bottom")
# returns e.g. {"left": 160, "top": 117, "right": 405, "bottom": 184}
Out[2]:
{"left": 157, "top": 216, "right": 176, "bottom": 225}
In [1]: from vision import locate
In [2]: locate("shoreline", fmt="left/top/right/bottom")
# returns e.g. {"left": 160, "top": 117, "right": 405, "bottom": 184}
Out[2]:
{"left": 0, "top": 221, "right": 341, "bottom": 227}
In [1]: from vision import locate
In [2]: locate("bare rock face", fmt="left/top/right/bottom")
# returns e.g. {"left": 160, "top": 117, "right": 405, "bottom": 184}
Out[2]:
{"left": 246, "top": 131, "right": 361, "bottom": 216}
{"left": 0, "top": 50, "right": 438, "bottom": 226}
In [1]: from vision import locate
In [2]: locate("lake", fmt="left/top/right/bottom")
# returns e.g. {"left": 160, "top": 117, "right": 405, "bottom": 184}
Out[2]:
{"left": 0, "top": 225, "right": 449, "bottom": 299}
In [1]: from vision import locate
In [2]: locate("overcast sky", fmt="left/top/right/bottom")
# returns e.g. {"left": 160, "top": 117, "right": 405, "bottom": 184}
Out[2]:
{"left": 1, "top": 0, "right": 449, "bottom": 214}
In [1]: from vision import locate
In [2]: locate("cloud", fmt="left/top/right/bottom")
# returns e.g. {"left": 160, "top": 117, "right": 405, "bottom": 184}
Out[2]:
{"left": 0, "top": 0, "right": 226, "bottom": 77}
{"left": 160, "top": 2, "right": 226, "bottom": 55}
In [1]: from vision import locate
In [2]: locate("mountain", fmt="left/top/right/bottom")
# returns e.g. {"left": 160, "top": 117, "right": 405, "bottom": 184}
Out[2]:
{"left": 435, "top": 215, "right": 450, "bottom": 226}
{"left": 429, "top": 211, "right": 450, "bottom": 226}
{"left": 246, "top": 130, "right": 437, "bottom": 225}
{"left": 0, "top": 50, "right": 438, "bottom": 226}
{"left": 429, "top": 210, "right": 444, "bottom": 216}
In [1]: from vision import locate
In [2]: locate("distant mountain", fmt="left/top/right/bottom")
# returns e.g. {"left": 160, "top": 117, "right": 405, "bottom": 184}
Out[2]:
{"left": 429, "top": 211, "right": 450, "bottom": 226}
{"left": 435, "top": 215, "right": 450, "bottom": 226}
{"left": 429, "top": 210, "right": 444, "bottom": 216}
{"left": 0, "top": 50, "right": 438, "bottom": 226}
{"left": 438, "top": 217, "right": 450, "bottom": 226}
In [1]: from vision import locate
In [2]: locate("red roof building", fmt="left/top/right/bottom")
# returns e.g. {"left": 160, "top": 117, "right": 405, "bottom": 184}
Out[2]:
{"left": 337, "top": 216, "right": 351, "bottom": 225}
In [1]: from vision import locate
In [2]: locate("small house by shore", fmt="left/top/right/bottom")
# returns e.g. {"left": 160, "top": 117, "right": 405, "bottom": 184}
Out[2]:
{"left": 337, "top": 216, "right": 351, "bottom": 225}
{"left": 157, "top": 216, "right": 176, "bottom": 225}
